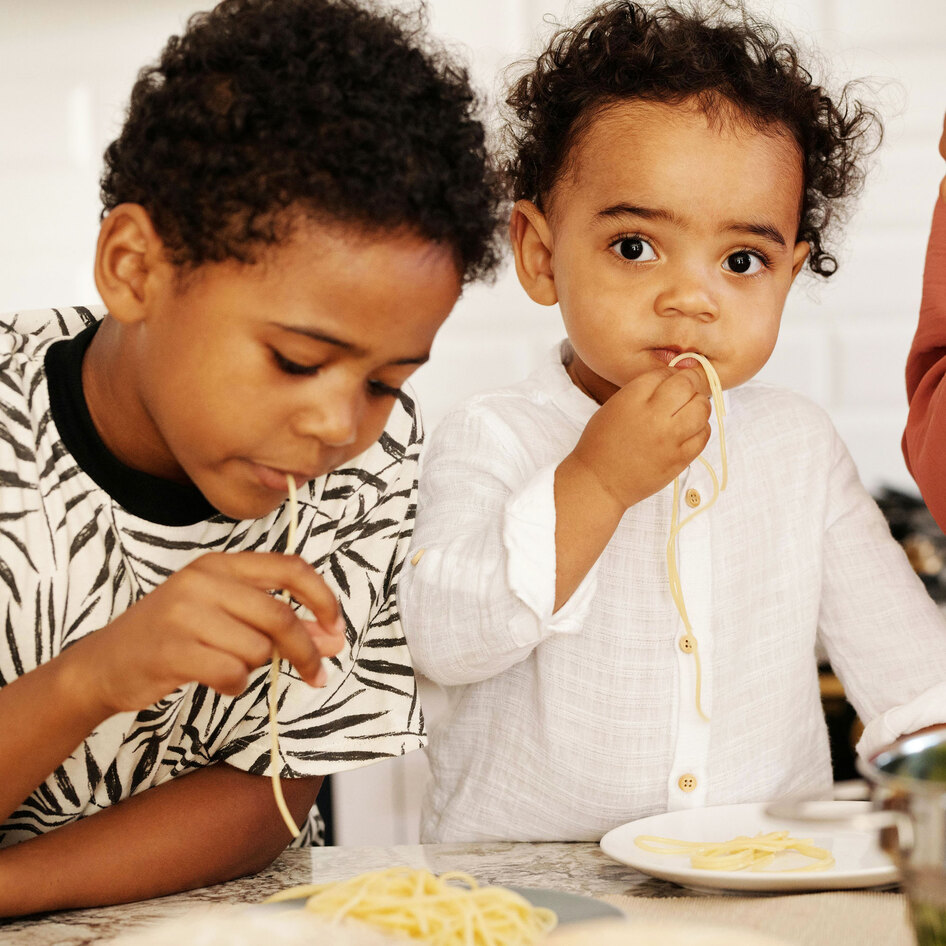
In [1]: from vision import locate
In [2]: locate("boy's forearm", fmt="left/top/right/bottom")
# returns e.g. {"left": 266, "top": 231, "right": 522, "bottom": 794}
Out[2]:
{"left": 0, "top": 763, "right": 321, "bottom": 917}
{"left": 553, "top": 453, "right": 626, "bottom": 610}
{"left": 0, "top": 633, "right": 112, "bottom": 825}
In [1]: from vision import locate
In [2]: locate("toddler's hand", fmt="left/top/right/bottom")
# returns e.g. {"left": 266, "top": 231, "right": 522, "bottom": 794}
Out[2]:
{"left": 571, "top": 364, "right": 712, "bottom": 509}
{"left": 85, "top": 552, "right": 346, "bottom": 716}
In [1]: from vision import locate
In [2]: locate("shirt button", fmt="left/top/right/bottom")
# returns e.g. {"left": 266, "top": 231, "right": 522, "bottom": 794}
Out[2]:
{"left": 678, "top": 635, "right": 696, "bottom": 654}
{"left": 685, "top": 488, "right": 701, "bottom": 508}
{"left": 678, "top": 774, "right": 698, "bottom": 793}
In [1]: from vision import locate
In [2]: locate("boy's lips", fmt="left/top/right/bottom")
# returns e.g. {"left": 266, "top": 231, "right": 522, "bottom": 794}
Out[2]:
{"left": 250, "top": 461, "right": 319, "bottom": 492}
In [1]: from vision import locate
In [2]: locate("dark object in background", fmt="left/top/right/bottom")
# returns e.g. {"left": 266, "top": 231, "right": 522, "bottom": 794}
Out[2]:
{"left": 875, "top": 486, "right": 946, "bottom": 602}
{"left": 318, "top": 775, "right": 335, "bottom": 845}
{"left": 821, "top": 486, "right": 946, "bottom": 782}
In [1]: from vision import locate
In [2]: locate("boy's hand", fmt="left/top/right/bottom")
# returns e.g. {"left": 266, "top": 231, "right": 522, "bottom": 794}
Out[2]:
{"left": 85, "top": 552, "right": 346, "bottom": 716}
{"left": 571, "top": 364, "right": 712, "bottom": 510}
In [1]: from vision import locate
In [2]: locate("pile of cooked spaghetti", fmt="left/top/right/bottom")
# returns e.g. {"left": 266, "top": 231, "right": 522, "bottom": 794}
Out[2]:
{"left": 634, "top": 831, "right": 835, "bottom": 872}
{"left": 265, "top": 866, "right": 558, "bottom": 945}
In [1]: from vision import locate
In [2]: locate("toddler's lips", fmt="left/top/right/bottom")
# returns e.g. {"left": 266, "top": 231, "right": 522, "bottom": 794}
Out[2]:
{"left": 653, "top": 347, "right": 698, "bottom": 368}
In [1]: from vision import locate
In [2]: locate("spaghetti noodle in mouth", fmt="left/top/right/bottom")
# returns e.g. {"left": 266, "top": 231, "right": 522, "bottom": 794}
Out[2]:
{"left": 666, "top": 352, "right": 727, "bottom": 722}
{"left": 270, "top": 473, "right": 301, "bottom": 838}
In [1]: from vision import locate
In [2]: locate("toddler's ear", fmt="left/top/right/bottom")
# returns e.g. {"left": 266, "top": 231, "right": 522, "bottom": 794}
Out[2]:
{"left": 94, "top": 204, "right": 167, "bottom": 323}
{"left": 791, "top": 240, "right": 810, "bottom": 280}
{"left": 510, "top": 200, "right": 557, "bottom": 306}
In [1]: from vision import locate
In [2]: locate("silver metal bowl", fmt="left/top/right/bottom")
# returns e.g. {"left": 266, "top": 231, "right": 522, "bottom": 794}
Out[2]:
{"left": 859, "top": 728, "right": 946, "bottom": 945}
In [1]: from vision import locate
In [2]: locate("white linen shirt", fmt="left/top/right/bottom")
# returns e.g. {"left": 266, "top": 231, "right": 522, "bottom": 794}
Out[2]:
{"left": 398, "top": 344, "right": 946, "bottom": 843}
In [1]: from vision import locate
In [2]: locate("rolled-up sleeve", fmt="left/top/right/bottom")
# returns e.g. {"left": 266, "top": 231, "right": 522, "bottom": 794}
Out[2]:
{"left": 819, "top": 426, "right": 946, "bottom": 758}
{"left": 398, "top": 405, "right": 598, "bottom": 686}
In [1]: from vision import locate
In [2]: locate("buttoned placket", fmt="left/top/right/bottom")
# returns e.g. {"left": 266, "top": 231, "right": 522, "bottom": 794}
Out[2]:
{"left": 664, "top": 415, "right": 723, "bottom": 810}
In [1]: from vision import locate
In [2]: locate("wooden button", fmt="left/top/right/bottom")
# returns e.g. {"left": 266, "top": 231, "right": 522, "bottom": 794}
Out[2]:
{"left": 678, "top": 635, "right": 696, "bottom": 654}
{"left": 410, "top": 549, "right": 425, "bottom": 566}
{"left": 685, "top": 488, "right": 701, "bottom": 508}
{"left": 678, "top": 774, "right": 698, "bottom": 793}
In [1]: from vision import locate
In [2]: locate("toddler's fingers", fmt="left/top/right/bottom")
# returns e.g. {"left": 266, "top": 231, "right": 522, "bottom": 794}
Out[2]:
{"left": 678, "top": 424, "right": 713, "bottom": 462}
{"left": 653, "top": 368, "right": 712, "bottom": 415}
{"left": 670, "top": 362, "right": 712, "bottom": 396}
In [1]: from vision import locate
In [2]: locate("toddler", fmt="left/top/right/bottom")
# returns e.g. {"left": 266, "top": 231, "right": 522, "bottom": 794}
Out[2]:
{"left": 400, "top": 0, "right": 946, "bottom": 843}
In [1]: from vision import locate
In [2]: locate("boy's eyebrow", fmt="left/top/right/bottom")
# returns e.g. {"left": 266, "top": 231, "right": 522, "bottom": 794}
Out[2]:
{"left": 274, "top": 323, "right": 430, "bottom": 365}
{"left": 597, "top": 204, "right": 788, "bottom": 248}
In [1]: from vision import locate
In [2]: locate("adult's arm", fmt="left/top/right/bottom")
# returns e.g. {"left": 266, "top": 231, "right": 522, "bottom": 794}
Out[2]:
{"left": 0, "top": 761, "right": 319, "bottom": 916}
{"left": 903, "top": 120, "right": 946, "bottom": 528}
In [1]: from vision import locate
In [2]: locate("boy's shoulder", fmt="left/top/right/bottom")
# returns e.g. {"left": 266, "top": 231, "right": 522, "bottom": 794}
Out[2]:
{"left": 0, "top": 305, "right": 105, "bottom": 351}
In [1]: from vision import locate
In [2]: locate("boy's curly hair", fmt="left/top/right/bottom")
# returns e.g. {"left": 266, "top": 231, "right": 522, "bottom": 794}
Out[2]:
{"left": 101, "top": 0, "right": 503, "bottom": 285}
{"left": 505, "top": 0, "right": 881, "bottom": 277}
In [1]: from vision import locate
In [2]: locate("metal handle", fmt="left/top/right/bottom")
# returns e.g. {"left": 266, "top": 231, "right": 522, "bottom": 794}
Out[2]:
{"left": 764, "top": 798, "right": 915, "bottom": 855}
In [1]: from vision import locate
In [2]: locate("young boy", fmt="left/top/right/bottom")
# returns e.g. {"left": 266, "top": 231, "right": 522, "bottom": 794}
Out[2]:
{"left": 0, "top": 0, "right": 501, "bottom": 915}
{"left": 399, "top": 1, "right": 946, "bottom": 843}
{"left": 904, "top": 113, "right": 946, "bottom": 527}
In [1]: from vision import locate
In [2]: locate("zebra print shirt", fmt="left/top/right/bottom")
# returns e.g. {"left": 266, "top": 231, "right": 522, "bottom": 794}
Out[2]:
{"left": 0, "top": 306, "right": 426, "bottom": 847}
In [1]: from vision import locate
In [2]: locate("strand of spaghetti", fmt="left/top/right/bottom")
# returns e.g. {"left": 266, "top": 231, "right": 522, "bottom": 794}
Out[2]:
{"left": 635, "top": 831, "right": 835, "bottom": 873}
{"left": 264, "top": 867, "right": 558, "bottom": 945}
{"left": 269, "top": 473, "right": 301, "bottom": 838}
{"left": 665, "top": 351, "right": 728, "bottom": 722}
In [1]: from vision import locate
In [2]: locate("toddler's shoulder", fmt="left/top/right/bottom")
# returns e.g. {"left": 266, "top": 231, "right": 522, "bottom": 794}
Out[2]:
{"left": 731, "top": 379, "right": 838, "bottom": 440}
{"left": 431, "top": 353, "right": 574, "bottom": 451}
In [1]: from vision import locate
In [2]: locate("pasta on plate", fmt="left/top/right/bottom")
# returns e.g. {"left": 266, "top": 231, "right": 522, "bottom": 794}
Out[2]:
{"left": 265, "top": 866, "right": 558, "bottom": 945}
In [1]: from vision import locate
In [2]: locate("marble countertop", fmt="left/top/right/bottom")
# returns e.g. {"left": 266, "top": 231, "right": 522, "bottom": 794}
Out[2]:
{"left": 0, "top": 842, "right": 682, "bottom": 944}
{"left": 0, "top": 842, "right": 912, "bottom": 946}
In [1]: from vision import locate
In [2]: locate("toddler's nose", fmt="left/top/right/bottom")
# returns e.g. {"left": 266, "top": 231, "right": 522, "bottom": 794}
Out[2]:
{"left": 654, "top": 267, "right": 719, "bottom": 321}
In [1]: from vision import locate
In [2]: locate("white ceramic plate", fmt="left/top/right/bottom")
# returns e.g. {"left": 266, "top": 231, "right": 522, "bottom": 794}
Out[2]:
{"left": 599, "top": 801, "right": 899, "bottom": 892}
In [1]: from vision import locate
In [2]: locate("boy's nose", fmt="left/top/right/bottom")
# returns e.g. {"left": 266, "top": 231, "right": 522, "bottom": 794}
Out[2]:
{"left": 294, "top": 392, "right": 361, "bottom": 447}
{"left": 654, "top": 269, "right": 720, "bottom": 322}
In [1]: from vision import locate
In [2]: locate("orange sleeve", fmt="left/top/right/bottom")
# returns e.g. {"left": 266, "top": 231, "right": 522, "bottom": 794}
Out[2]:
{"left": 904, "top": 194, "right": 946, "bottom": 529}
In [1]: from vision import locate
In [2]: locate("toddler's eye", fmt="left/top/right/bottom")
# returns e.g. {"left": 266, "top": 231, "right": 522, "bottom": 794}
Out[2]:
{"left": 610, "top": 236, "right": 656, "bottom": 262}
{"left": 723, "top": 251, "right": 765, "bottom": 275}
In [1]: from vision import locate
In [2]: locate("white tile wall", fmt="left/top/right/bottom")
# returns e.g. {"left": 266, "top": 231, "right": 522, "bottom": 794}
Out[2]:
{"left": 1, "top": 0, "right": 943, "bottom": 845}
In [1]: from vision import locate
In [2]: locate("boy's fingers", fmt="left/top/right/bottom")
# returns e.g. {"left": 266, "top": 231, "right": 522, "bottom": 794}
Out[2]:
{"left": 301, "top": 620, "right": 346, "bottom": 657}
{"left": 199, "top": 552, "right": 341, "bottom": 630}
{"left": 172, "top": 639, "right": 252, "bottom": 697}
{"left": 216, "top": 588, "right": 327, "bottom": 684}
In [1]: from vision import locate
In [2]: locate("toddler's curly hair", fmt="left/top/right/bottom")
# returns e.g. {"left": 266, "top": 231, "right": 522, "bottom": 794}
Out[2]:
{"left": 505, "top": 0, "right": 881, "bottom": 276}
{"left": 101, "top": 0, "right": 503, "bottom": 285}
